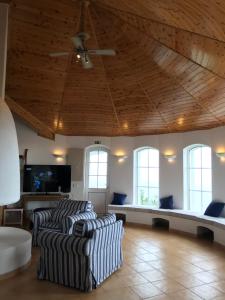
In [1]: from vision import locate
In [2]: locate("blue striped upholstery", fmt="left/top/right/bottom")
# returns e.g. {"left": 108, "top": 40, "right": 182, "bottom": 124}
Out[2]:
{"left": 37, "top": 218, "right": 124, "bottom": 292}
{"left": 74, "top": 213, "right": 116, "bottom": 237}
{"left": 62, "top": 211, "right": 97, "bottom": 234}
{"left": 32, "top": 200, "right": 94, "bottom": 246}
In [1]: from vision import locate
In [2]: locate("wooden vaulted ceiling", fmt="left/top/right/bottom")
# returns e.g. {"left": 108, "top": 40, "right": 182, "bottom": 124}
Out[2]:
{"left": 5, "top": 0, "right": 225, "bottom": 138}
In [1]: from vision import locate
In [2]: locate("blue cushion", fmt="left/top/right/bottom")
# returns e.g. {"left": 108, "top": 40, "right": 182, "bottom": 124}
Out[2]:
{"left": 159, "top": 196, "right": 174, "bottom": 209}
{"left": 204, "top": 202, "right": 225, "bottom": 217}
{"left": 111, "top": 193, "right": 127, "bottom": 205}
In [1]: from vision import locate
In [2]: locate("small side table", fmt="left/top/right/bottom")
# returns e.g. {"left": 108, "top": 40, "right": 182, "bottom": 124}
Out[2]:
{"left": 3, "top": 208, "right": 23, "bottom": 227}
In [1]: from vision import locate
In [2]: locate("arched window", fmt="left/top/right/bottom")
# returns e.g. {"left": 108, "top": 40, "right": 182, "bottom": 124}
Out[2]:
{"left": 134, "top": 147, "right": 159, "bottom": 207}
{"left": 184, "top": 144, "right": 212, "bottom": 212}
{"left": 86, "top": 146, "right": 109, "bottom": 189}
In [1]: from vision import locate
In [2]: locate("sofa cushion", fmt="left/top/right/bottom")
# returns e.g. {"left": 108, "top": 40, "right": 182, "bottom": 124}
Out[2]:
{"left": 57, "top": 199, "right": 92, "bottom": 212}
{"left": 52, "top": 200, "right": 92, "bottom": 223}
{"left": 74, "top": 213, "right": 117, "bottom": 237}
{"left": 52, "top": 208, "right": 80, "bottom": 223}
{"left": 204, "top": 201, "right": 225, "bottom": 217}
{"left": 111, "top": 193, "right": 127, "bottom": 205}
{"left": 39, "top": 222, "right": 62, "bottom": 232}
{"left": 159, "top": 196, "right": 174, "bottom": 209}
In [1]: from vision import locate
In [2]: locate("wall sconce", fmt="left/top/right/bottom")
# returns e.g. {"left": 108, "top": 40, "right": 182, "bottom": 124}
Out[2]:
{"left": 164, "top": 154, "right": 176, "bottom": 163}
{"left": 216, "top": 152, "right": 225, "bottom": 162}
{"left": 52, "top": 154, "right": 64, "bottom": 162}
{"left": 114, "top": 155, "right": 128, "bottom": 163}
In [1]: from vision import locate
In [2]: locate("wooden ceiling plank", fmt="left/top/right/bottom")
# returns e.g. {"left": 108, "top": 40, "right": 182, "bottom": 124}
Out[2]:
{"left": 97, "top": 0, "right": 225, "bottom": 43}
{"left": 96, "top": 3, "right": 225, "bottom": 80}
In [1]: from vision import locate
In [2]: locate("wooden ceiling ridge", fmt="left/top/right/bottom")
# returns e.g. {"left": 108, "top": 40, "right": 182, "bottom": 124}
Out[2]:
{"left": 54, "top": 0, "right": 82, "bottom": 133}
{"left": 96, "top": 2, "right": 225, "bottom": 81}
{"left": 138, "top": 81, "right": 172, "bottom": 133}
{"left": 5, "top": 95, "right": 55, "bottom": 140}
{"left": 89, "top": 5, "right": 122, "bottom": 134}
{"left": 97, "top": 2, "right": 225, "bottom": 44}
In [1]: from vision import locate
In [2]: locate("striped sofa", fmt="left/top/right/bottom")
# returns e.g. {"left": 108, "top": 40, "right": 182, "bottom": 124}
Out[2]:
{"left": 37, "top": 213, "right": 124, "bottom": 292}
{"left": 32, "top": 200, "right": 96, "bottom": 246}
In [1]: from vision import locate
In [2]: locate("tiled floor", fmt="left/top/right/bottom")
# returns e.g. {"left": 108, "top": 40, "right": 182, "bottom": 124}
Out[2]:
{"left": 1, "top": 225, "right": 225, "bottom": 299}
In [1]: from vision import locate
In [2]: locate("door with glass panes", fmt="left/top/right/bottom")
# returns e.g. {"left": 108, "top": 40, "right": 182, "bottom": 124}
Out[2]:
{"left": 85, "top": 146, "right": 109, "bottom": 214}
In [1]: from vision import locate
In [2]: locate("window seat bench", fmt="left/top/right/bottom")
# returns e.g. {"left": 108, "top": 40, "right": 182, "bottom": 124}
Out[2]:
{"left": 108, "top": 204, "right": 225, "bottom": 246}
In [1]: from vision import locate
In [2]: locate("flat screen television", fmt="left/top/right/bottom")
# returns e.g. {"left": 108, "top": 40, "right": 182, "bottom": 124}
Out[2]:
{"left": 23, "top": 165, "right": 71, "bottom": 193}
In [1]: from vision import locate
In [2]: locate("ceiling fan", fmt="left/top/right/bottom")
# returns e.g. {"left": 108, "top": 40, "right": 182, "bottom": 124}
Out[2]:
{"left": 49, "top": 1, "right": 116, "bottom": 69}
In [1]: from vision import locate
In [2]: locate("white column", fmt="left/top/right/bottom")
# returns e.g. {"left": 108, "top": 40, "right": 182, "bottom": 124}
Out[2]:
{"left": 0, "top": 3, "right": 20, "bottom": 205}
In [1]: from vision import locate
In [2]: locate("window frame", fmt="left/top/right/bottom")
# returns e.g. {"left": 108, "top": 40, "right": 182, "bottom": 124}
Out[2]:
{"left": 133, "top": 146, "right": 160, "bottom": 207}
{"left": 184, "top": 144, "right": 212, "bottom": 212}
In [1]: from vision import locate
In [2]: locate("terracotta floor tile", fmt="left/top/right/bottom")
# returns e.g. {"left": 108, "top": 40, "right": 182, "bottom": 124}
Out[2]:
{"left": 141, "top": 270, "right": 166, "bottom": 282}
{"left": 192, "top": 271, "right": 221, "bottom": 284}
{"left": 167, "top": 289, "right": 202, "bottom": 299}
{"left": 174, "top": 275, "right": 205, "bottom": 288}
{"left": 190, "top": 284, "right": 225, "bottom": 299}
{"left": 152, "top": 278, "right": 185, "bottom": 293}
{"left": 210, "top": 280, "right": 225, "bottom": 293}
{"left": 129, "top": 262, "right": 155, "bottom": 272}
{"left": 131, "top": 282, "right": 163, "bottom": 298}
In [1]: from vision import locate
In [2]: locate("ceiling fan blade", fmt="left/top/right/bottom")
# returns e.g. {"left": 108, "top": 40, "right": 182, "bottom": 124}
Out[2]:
{"left": 88, "top": 49, "right": 116, "bottom": 56}
{"left": 49, "top": 52, "right": 69, "bottom": 57}
{"left": 81, "top": 55, "right": 93, "bottom": 69}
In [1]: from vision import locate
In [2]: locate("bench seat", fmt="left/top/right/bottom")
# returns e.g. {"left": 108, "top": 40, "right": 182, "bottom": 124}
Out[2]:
{"left": 108, "top": 204, "right": 225, "bottom": 245}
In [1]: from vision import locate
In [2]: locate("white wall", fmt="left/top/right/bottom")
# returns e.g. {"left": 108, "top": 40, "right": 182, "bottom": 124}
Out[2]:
{"left": 15, "top": 118, "right": 225, "bottom": 211}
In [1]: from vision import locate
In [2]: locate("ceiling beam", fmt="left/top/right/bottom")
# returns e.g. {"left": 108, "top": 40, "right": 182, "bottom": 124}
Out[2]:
{"left": 5, "top": 95, "right": 55, "bottom": 140}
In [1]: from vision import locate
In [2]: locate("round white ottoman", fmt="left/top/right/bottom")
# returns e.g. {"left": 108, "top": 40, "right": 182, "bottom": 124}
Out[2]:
{"left": 0, "top": 227, "right": 32, "bottom": 279}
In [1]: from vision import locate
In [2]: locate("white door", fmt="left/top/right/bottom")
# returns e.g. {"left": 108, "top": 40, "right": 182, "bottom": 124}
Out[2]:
{"left": 85, "top": 146, "right": 109, "bottom": 214}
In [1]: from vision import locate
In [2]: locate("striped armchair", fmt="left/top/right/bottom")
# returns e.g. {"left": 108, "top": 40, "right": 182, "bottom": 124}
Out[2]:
{"left": 32, "top": 200, "right": 96, "bottom": 246}
{"left": 37, "top": 214, "right": 124, "bottom": 292}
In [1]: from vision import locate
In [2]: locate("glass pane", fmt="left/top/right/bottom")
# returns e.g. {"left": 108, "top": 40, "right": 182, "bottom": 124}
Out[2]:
{"left": 138, "top": 149, "right": 149, "bottom": 167}
{"left": 138, "top": 167, "right": 148, "bottom": 187}
{"left": 148, "top": 149, "right": 159, "bottom": 168}
{"left": 89, "top": 176, "right": 97, "bottom": 188}
{"left": 148, "top": 168, "right": 159, "bottom": 188}
{"left": 190, "top": 191, "right": 202, "bottom": 212}
{"left": 99, "top": 151, "right": 108, "bottom": 163}
{"left": 202, "top": 169, "right": 212, "bottom": 191}
{"left": 98, "top": 176, "right": 107, "bottom": 189}
{"left": 202, "top": 146, "right": 211, "bottom": 168}
{"left": 98, "top": 163, "right": 107, "bottom": 176}
{"left": 190, "top": 169, "right": 201, "bottom": 190}
{"left": 89, "top": 151, "right": 99, "bottom": 162}
{"left": 137, "top": 187, "right": 149, "bottom": 205}
{"left": 149, "top": 188, "right": 159, "bottom": 207}
{"left": 89, "top": 163, "right": 98, "bottom": 176}
{"left": 190, "top": 147, "right": 201, "bottom": 168}
{"left": 202, "top": 192, "right": 212, "bottom": 212}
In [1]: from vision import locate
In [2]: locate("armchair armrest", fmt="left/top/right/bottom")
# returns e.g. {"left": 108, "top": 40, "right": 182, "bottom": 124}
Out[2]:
{"left": 38, "top": 230, "right": 92, "bottom": 256}
{"left": 62, "top": 211, "right": 97, "bottom": 234}
{"left": 32, "top": 209, "right": 53, "bottom": 228}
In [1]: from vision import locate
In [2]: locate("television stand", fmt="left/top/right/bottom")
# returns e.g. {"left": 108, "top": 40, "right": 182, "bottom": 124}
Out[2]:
{"left": 21, "top": 194, "right": 69, "bottom": 207}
